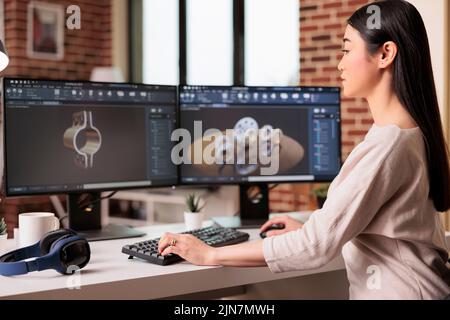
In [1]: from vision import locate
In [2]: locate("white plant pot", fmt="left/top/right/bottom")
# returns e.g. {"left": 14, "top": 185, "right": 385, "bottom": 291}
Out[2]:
{"left": 184, "top": 211, "right": 205, "bottom": 231}
{"left": 0, "top": 234, "right": 7, "bottom": 254}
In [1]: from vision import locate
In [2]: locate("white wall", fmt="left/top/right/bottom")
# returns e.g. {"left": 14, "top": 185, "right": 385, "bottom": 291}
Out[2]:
{"left": 407, "top": 0, "right": 447, "bottom": 124}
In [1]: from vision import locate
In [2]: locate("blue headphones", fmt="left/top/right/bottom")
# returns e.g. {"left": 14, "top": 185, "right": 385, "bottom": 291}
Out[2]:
{"left": 0, "top": 228, "right": 90, "bottom": 276}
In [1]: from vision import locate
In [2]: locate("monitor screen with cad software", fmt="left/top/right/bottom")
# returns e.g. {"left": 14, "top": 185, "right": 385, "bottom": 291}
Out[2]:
{"left": 3, "top": 78, "right": 178, "bottom": 196}
{"left": 179, "top": 86, "right": 341, "bottom": 185}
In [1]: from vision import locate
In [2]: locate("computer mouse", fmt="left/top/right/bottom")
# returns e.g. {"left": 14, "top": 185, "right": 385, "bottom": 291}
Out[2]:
{"left": 259, "top": 223, "right": 285, "bottom": 239}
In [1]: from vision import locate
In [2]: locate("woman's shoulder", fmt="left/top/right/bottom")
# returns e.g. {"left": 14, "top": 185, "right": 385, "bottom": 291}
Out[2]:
{"left": 360, "top": 123, "right": 422, "bottom": 149}
{"left": 346, "top": 124, "right": 425, "bottom": 171}
{"left": 366, "top": 123, "right": 421, "bottom": 141}
{"left": 330, "top": 124, "right": 425, "bottom": 196}
{"left": 368, "top": 123, "right": 424, "bottom": 157}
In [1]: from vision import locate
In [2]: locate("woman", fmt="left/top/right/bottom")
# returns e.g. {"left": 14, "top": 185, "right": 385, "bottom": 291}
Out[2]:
{"left": 159, "top": 0, "right": 450, "bottom": 299}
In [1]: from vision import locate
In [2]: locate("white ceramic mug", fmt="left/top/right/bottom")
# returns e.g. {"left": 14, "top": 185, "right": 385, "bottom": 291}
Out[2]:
{"left": 18, "top": 212, "right": 60, "bottom": 247}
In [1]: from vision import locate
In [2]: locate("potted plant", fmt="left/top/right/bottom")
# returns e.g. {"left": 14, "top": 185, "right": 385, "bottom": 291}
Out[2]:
{"left": 0, "top": 217, "right": 7, "bottom": 253}
{"left": 184, "top": 194, "right": 206, "bottom": 230}
{"left": 311, "top": 183, "right": 330, "bottom": 209}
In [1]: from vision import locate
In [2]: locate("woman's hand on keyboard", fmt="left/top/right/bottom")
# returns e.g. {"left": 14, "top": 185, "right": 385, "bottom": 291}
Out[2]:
{"left": 158, "top": 232, "right": 218, "bottom": 266}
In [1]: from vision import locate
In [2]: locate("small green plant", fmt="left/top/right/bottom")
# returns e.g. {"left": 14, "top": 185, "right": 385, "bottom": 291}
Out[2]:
{"left": 0, "top": 217, "right": 7, "bottom": 236}
{"left": 185, "top": 194, "right": 205, "bottom": 213}
{"left": 311, "top": 183, "right": 330, "bottom": 209}
{"left": 311, "top": 183, "right": 330, "bottom": 199}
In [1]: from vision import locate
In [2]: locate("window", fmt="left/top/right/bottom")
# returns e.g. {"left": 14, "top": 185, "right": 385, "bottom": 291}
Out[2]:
{"left": 139, "top": 1, "right": 300, "bottom": 86}
{"left": 186, "top": 0, "right": 233, "bottom": 85}
{"left": 245, "top": 0, "right": 299, "bottom": 86}
{"left": 142, "top": 0, "right": 179, "bottom": 85}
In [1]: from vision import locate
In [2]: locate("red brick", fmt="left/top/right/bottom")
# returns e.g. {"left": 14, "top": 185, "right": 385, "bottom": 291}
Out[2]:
{"left": 342, "top": 119, "right": 356, "bottom": 125}
{"left": 348, "top": 130, "right": 369, "bottom": 136}
{"left": 348, "top": 108, "right": 369, "bottom": 113}
{"left": 312, "top": 35, "right": 331, "bottom": 41}
{"left": 311, "top": 77, "right": 331, "bottom": 83}
{"left": 323, "top": 44, "right": 342, "bottom": 51}
{"left": 324, "top": 23, "right": 343, "bottom": 30}
{"left": 301, "top": 67, "right": 317, "bottom": 73}
{"left": 361, "top": 119, "right": 374, "bottom": 125}
{"left": 311, "top": 56, "right": 330, "bottom": 62}
{"left": 323, "top": 2, "right": 343, "bottom": 9}
{"left": 323, "top": 66, "right": 339, "bottom": 72}
{"left": 311, "top": 14, "right": 331, "bottom": 20}
{"left": 337, "top": 11, "right": 357, "bottom": 18}
{"left": 301, "top": 25, "right": 319, "bottom": 32}
{"left": 349, "top": 0, "right": 370, "bottom": 6}
{"left": 300, "top": 4, "right": 318, "bottom": 11}
{"left": 300, "top": 46, "right": 318, "bottom": 52}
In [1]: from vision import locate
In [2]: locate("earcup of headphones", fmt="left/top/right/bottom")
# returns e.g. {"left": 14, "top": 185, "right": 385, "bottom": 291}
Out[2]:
{"left": 39, "top": 228, "right": 77, "bottom": 255}
{"left": 48, "top": 233, "right": 74, "bottom": 253}
{"left": 48, "top": 234, "right": 90, "bottom": 275}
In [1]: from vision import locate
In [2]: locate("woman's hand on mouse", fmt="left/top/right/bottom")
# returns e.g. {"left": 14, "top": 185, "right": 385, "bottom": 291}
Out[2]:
{"left": 260, "top": 216, "right": 304, "bottom": 237}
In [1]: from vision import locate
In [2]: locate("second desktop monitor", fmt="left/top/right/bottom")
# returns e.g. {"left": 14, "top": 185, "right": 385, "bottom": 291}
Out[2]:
{"left": 179, "top": 86, "right": 341, "bottom": 185}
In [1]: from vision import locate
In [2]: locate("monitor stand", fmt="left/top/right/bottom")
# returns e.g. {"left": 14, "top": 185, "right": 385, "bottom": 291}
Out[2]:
{"left": 212, "top": 184, "right": 270, "bottom": 229}
{"left": 67, "top": 192, "right": 146, "bottom": 242}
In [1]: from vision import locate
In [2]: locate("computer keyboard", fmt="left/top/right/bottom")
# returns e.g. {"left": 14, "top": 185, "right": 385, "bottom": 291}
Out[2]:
{"left": 121, "top": 225, "right": 250, "bottom": 266}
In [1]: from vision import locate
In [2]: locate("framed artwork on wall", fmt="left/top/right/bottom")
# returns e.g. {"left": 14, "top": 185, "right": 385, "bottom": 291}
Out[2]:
{"left": 27, "top": 1, "right": 64, "bottom": 60}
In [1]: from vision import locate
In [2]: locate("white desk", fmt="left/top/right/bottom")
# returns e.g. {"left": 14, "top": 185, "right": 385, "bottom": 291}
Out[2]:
{"left": 0, "top": 222, "right": 348, "bottom": 300}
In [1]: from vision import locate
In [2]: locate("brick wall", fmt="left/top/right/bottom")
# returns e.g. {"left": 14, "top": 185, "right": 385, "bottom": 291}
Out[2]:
{"left": 269, "top": 0, "right": 372, "bottom": 212}
{"left": 3, "top": 0, "right": 112, "bottom": 80}
{"left": 0, "top": 0, "right": 112, "bottom": 236}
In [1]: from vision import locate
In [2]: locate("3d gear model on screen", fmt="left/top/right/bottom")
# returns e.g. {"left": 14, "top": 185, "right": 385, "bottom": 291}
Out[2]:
{"left": 63, "top": 111, "right": 102, "bottom": 169}
{"left": 188, "top": 117, "right": 305, "bottom": 176}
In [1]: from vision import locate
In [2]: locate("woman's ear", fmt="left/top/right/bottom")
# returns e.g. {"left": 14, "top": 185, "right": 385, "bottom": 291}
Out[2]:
{"left": 379, "top": 41, "right": 398, "bottom": 69}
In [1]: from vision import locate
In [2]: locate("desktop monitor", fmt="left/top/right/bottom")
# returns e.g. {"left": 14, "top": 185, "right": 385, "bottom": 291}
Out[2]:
{"left": 178, "top": 85, "right": 341, "bottom": 226}
{"left": 3, "top": 78, "right": 178, "bottom": 240}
